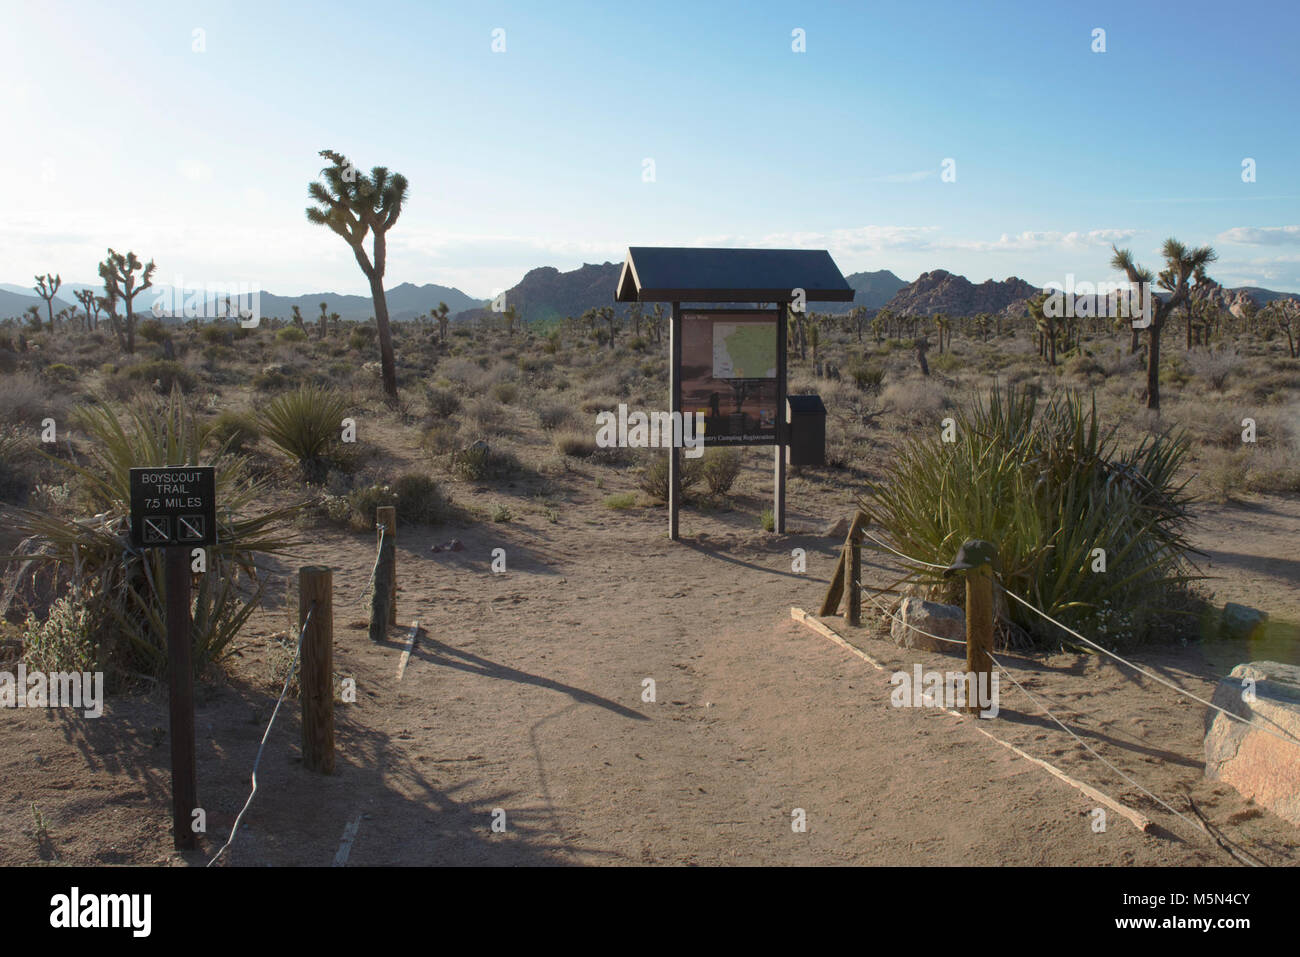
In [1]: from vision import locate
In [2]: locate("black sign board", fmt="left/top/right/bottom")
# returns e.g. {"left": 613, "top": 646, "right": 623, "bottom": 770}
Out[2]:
{"left": 129, "top": 467, "right": 217, "bottom": 549}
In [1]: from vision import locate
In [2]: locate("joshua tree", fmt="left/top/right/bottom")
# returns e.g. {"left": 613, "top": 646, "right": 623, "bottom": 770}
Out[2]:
{"left": 1111, "top": 239, "right": 1217, "bottom": 411}
{"left": 98, "top": 249, "right": 155, "bottom": 354}
{"left": 847, "top": 305, "right": 868, "bottom": 343}
{"left": 599, "top": 306, "right": 617, "bottom": 349}
{"left": 291, "top": 304, "right": 305, "bottom": 329}
{"left": 914, "top": 335, "right": 931, "bottom": 376}
{"left": 1027, "top": 292, "right": 1057, "bottom": 365}
{"left": 431, "top": 302, "right": 450, "bottom": 343}
{"left": 317, "top": 301, "right": 329, "bottom": 339}
{"left": 503, "top": 304, "right": 519, "bottom": 337}
{"left": 34, "top": 274, "right": 61, "bottom": 332}
{"left": 934, "top": 314, "right": 951, "bottom": 353}
{"left": 1264, "top": 298, "right": 1300, "bottom": 358}
{"left": 306, "top": 149, "right": 408, "bottom": 402}
{"left": 74, "top": 288, "right": 100, "bottom": 331}
{"left": 649, "top": 303, "right": 665, "bottom": 344}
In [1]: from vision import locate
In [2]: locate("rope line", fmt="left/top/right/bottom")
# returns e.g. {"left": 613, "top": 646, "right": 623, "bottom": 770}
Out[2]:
{"left": 207, "top": 601, "right": 316, "bottom": 867}
{"left": 987, "top": 651, "right": 1217, "bottom": 849}
{"left": 861, "top": 531, "right": 949, "bottom": 571}
{"left": 998, "top": 584, "right": 1300, "bottom": 750}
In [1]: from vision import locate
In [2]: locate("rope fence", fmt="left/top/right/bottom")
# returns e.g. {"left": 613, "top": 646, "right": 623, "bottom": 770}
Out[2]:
{"left": 816, "top": 513, "right": 1298, "bottom": 861}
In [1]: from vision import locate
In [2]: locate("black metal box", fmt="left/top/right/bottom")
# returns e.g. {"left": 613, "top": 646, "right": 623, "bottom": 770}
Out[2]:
{"left": 786, "top": 394, "right": 826, "bottom": 466}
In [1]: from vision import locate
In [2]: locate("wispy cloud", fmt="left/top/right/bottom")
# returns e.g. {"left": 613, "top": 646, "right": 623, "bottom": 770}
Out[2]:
{"left": 1217, "top": 225, "right": 1300, "bottom": 245}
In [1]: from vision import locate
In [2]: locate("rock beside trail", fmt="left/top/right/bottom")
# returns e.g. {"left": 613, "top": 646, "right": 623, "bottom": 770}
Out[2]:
{"left": 890, "top": 598, "right": 965, "bottom": 654}
{"left": 1219, "top": 602, "right": 1267, "bottom": 640}
{"left": 1205, "top": 661, "right": 1300, "bottom": 827}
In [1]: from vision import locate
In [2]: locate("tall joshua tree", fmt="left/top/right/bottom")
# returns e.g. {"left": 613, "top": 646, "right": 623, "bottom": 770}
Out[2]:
{"left": 98, "top": 249, "right": 156, "bottom": 355}
{"left": 34, "top": 274, "right": 62, "bottom": 332}
{"left": 1111, "top": 239, "right": 1216, "bottom": 411}
{"left": 306, "top": 149, "right": 408, "bottom": 403}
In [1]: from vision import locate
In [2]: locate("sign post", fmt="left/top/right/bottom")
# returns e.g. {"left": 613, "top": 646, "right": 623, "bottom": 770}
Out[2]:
{"left": 129, "top": 466, "right": 217, "bottom": 851}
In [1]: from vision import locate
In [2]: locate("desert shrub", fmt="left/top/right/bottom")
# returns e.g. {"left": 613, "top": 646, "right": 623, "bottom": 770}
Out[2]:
{"left": 257, "top": 384, "right": 351, "bottom": 480}
{"left": 1186, "top": 348, "right": 1240, "bottom": 392}
{"left": 860, "top": 384, "right": 1201, "bottom": 645}
{"left": 0, "top": 371, "right": 59, "bottom": 424}
{"left": 636, "top": 452, "right": 703, "bottom": 502}
{"left": 338, "top": 482, "right": 396, "bottom": 532}
{"left": 604, "top": 493, "right": 637, "bottom": 509}
{"left": 450, "top": 440, "right": 521, "bottom": 481}
{"left": 555, "top": 430, "right": 598, "bottom": 458}
{"left": 421, "top": 420, "right": 460, "bottom": 456}
{"left": 206, "top": 409, "right": 261, "bottom": 455}
{"left": 2, "top": 390, "right": 299, "bottom": 687}
{"left": 701, "top": 447, "right": 742, "bottom": 495}
{"left": 21, "top": 595, "right": 99, "bottom": 674}
{"left": 392, "top": 473, "right": 451, "bottom": 525}
{"left": 0, "top": 426, "right": 37, "bottom": 504}
{"left": 424, "top": 385, "right": 461, "bottom": 418}
{"left": 122, "top": 359, "right": 196, "bottom": 394}
{"left": 138, "top": 319, "right": 167, "bottom": 344}
{"left": 277, "top": 325, "right": 308, "bottom": 343}
{"left": 847, "top": 359, "right": 886, "bottom": 395}
{"left": 490, "top": 381, "right": 518, "bottom": 404}
{"left": 200, "top": 324, "right": 231, "bottom": 345}
{"left": 464, "top": 396, "right": 507, "bottom": 434}
{"left": 1065, "top": 354, "right": 1106, "bottom": 379}
{"left": 42, "top": 363, "right": 78, "bottom": 383}
{"left": 536, "top": 399, "right": 575, "bottom": 432}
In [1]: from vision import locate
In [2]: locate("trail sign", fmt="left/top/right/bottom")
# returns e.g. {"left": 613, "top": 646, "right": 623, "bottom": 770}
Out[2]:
{"left": 128, "top": 465, "right": 215, "bottom": 851}
{"left": 129, "top": 467, "right": 217, "bottom": 549}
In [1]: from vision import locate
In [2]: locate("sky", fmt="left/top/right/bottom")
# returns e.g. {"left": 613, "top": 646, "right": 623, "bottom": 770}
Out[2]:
{"left": 3, "top": 0, "right": 1300, "bottom": 300}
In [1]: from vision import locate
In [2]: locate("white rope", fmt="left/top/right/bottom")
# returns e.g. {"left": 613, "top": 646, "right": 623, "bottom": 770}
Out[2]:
{"left": 207, "top": 601, "right": 316, "bottom": 867}
{"left": 988, "top": 651, "right": 1219, "bottom": 849}
{"left": 998, "top": 583, "right": 1300, "bottom": 750}
{"left": 861, "top": 531, "right": 950, "bottom": 571}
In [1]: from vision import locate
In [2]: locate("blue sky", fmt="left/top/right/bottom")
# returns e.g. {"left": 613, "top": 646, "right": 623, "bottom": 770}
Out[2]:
{"left": 3, "top": 0, "right": 1299, "bottom": 299}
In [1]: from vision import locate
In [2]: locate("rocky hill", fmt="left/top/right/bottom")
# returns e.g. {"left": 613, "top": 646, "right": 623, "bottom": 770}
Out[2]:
{"left": 883, "top": 270, "right": 1042, "bottom": 317}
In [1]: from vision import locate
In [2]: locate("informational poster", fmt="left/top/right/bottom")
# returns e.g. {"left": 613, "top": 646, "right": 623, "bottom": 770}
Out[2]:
{"left": 679, "top": 311, "right": 779, "bottom": 445}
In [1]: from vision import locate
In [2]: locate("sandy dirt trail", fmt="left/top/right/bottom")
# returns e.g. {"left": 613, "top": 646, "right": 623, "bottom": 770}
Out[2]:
{"left": 3, "top": 492, "right": 1297, "bottom": 866}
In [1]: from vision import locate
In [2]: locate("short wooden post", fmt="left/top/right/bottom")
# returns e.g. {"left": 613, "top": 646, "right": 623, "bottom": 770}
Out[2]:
{"left": 965, "top": 565, "right": 994, "bottom": 714}
{"left": 369, "top": 506, "right": 396, "bottom": 641}
{"left": 299, "top": 565, "right": 334, "bottom": 773}
{"left": 818, "top": 511, "right": 868, "bottom": 617}
{"left": 846, "top": 525, "right": 862, "bottom": 627}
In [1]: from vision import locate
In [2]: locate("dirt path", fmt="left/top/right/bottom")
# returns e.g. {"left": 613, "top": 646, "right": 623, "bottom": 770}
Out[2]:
{"left": 3, "top": 489, "right": 1298, "bottom": 866}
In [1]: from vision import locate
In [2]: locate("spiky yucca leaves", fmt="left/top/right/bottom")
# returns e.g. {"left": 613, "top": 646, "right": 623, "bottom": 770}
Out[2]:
{"left": 859, "top": 384, "right": 1202, "bottom": 646}
{"left": 256, "top": 383, "right": 352, "bottom": 481}
{"left": 2, "top": 389, "right": 300, "bottom": 686}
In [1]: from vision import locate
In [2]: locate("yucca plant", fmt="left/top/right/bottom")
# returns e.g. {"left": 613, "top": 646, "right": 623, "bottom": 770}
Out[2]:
{"left": 1, "top": 388, "right": 301, "bottom": 686}
{"left": 859, "top": 383, "right": 1203, "bottom": 645}
{"left": 257, "top": 383, "right": 352, "bottom": 481}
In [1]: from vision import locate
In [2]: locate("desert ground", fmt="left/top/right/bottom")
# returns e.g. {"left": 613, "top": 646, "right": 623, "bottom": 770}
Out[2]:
{"left": 1, "top": 310, "right": 1298, "bottom": 866}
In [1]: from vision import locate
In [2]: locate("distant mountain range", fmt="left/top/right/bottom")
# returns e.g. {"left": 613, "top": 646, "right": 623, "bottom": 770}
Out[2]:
{"left": 2, "top": 266, "right": 1295, "bottom": 325}
{"left": 0, "top": 281, "right": 483, "bottom": 323}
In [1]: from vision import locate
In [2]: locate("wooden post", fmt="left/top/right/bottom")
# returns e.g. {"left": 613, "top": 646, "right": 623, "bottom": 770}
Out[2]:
{"left": 376, "top": 505, "right": 396, "bottom": 623}
{"left": 668, "top": 301, "right": 682, "bottom": 541}
{"left": 965, "top": 564, "right": 994, "bottom": 714}
{"left": 818, "top": 511, "right": 868, "bottom": 617}
{"left": 164, "top": 546, "right": 197, "bottom": 850}
{"left": 846, "top": 525, "right": 862, "bottom": 627}
{"left": 300, "top": 566, "right": 334, "bottom": 773}
{"left": 774, "top": 303, "right": 788, "bottom": 533}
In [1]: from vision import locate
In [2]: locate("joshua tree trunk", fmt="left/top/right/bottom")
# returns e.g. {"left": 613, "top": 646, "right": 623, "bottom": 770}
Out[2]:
{"left": 1146, "top": 324, "right": 1162, "bottom": 410}
{"left": 365, "top": 269, "right": 399, "bottom": 400}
